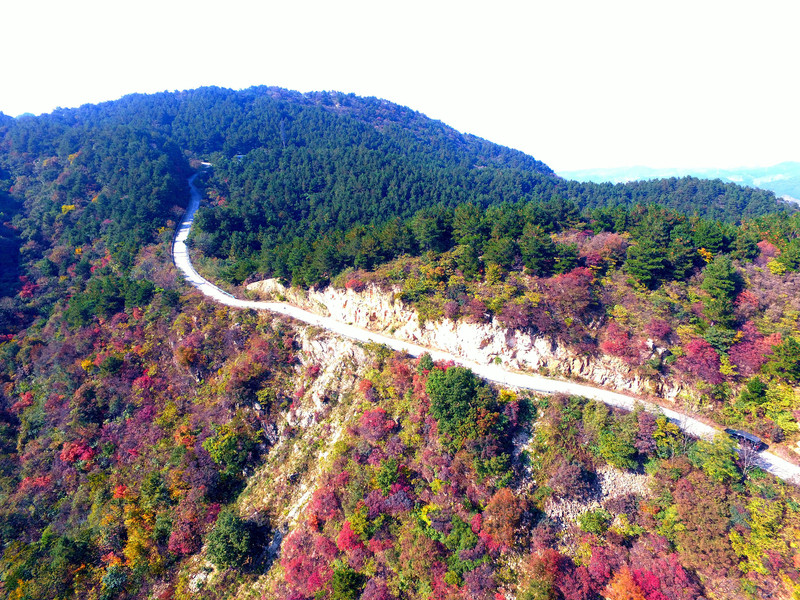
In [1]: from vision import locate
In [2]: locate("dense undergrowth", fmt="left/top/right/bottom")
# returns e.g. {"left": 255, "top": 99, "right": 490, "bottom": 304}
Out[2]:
{"left": 3, "top": 302, "right": 800, "bottom": 599}
{"left": 318, "top": 214, "right": 800, "bottom": 451}
{"left": 0, "top": 278, "right": 305, "bottom": 598}
{"left": 167, "top": 347, "right": 800, "bottom": 600}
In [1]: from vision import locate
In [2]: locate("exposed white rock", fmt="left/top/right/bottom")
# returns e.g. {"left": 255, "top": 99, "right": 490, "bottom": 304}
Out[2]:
{"left": 247, "top": 278, "right": 678, "bottom": 399}
{"left": 286, "top": 326, "right": 366, "bottom": 429}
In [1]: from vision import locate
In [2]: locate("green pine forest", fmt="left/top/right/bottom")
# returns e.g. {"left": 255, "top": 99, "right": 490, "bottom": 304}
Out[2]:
{"left": 0, "top": 86, "right": 799, "bottom": 600}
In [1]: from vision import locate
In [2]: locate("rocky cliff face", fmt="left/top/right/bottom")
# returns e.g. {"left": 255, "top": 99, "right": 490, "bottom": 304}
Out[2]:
{"left": 247, "top": 279, "right": 679, "bottom": 399}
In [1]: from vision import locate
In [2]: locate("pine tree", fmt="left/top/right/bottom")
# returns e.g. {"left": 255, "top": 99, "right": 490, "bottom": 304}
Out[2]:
{"left": 700, "top": 255, "right": 741, "bottom": 327}
{"left": 206, "top": 510, "right": 252, "bottom": 569}
{"left": 625, "top": 239, "right": 665, "bottom": 288}
{"left": 519, "top": 223, "right": 556, "bottom": 276}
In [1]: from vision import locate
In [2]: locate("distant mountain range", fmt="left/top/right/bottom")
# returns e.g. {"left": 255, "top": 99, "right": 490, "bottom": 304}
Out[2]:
{"left": 561, "top": 162, "right": 800, "bottom": 204}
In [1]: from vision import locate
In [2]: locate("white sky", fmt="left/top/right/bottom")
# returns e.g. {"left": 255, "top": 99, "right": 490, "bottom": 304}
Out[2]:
{"left": 3, "top": 0, "right": 799, "bottom": 172}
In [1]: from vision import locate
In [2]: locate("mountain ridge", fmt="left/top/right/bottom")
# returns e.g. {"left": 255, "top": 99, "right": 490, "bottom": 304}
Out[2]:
{"left": 562, "top": 162, "right": 800, "bottom": 203}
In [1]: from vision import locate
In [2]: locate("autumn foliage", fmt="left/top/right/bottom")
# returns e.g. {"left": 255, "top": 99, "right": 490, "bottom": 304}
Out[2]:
{"left": 3, "top": 84, "right": 800, "bottom": 600}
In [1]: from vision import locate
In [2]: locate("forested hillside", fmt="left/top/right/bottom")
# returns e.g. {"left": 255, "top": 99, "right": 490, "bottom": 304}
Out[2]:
{"left": 2, "top": 85, "right": 790, "bottom": 295}
{"left": 562, "top": 162, "right": 800, "bottom": 204}
{"left": 0, "top": 87, "right": 799, "bottom": 600}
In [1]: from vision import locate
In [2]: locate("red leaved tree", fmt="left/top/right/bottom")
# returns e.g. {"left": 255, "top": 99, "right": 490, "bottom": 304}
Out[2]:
{"left": 336, "top": 520, "right": 364, "bottom": 553}
{"left": 281, "top": 527, "right": 338, "bottom": 597}
{"left": 60, "top": 440, "right": 96, "bottom": 463}
{"left": 729, "top": 321, "right": 779, "bottom": 377}
{"left": 678, "top": 338, "right": 722, "bottom": 385}
{"left": 600, "top": 322, "right": 645, "bottom": 366}
{"left": 357, "top": 408, "right": 396, "bottom": 443}
{"left": 482, "top": 488, "right": 526, "bottom": 550}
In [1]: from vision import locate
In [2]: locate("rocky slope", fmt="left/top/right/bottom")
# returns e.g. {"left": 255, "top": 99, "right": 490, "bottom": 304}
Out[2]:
{"left": 246, "top": 279, "right": 680, "bottom": 400}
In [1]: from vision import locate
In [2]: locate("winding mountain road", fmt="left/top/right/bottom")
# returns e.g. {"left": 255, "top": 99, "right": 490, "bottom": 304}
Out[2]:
{"left": 173, "top": 175, "right": 800, "bottom": 485}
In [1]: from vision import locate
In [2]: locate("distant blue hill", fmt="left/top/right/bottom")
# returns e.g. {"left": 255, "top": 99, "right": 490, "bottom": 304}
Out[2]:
{"left": 561, "top": 162, "right": 800, "bottom": 204}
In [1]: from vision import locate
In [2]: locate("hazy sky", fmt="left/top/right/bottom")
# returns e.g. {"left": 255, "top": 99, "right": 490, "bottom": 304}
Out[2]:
{"left": 3, "top": 0, "right": 799, "bottom": 172}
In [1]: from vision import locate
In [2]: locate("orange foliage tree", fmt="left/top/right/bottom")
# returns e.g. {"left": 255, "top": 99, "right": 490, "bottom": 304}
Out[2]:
{"left": 603, "top": 567, "right": 647, "bottom": 600}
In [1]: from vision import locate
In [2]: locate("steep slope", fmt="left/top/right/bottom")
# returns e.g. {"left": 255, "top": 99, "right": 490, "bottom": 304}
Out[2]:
{"left": 177, "top": 174, "right": 800, "bottom": 482}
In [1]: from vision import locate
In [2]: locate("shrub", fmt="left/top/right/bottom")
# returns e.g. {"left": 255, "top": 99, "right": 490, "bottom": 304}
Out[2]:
{"left": 729, "top": 321, "right": 778, "bottom": 376}
{"left": 281, "top": 528, "right": 337, "bottom": 596}
{"left": 578, "top": 509, "right": 612, "bottom": 535}
{"left": 463, "top": 298, "right": 490, "bottom": 323}
{"left": 345, "top": 278, "right": 367, "bottom": 293}
{"left": 463, "top": 563, "right": 496, "bottom": 600}
{"left": 361, "top": 578, "right": 396, "bottom": 600}
{"left": 443, "top": 300, "right": 459, "bottom": 320}
{"left": 497, "top": 301, "right": 533, "bottom": 330}
{"left": 645, "top": 318, "right": 671, "bottom": 340}
{"left": 547, "top": 459, "right": 590, "bottom": 499}
{"left": 755, "top": 240, "right": 779, "bottom": 265}
{"left": 633, "top": 411, "right": 657, "bottom": 457}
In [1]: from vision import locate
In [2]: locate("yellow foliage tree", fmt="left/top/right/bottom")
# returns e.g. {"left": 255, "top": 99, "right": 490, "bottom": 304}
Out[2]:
{"left": 698, "top": 247, "right": 714, "bottom": 263}
{"left": 730, "top": 496, "right": 786, "bottom": 575}
{"left": 122, "top": 503, "right": 164, "bottom": 574}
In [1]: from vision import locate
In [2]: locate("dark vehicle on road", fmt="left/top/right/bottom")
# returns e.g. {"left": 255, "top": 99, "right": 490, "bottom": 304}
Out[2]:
{"left": 724, "top": 428, "right": 767, "bottom": 451}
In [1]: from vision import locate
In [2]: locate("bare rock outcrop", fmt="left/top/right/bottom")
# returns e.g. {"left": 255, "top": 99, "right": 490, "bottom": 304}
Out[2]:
{"left": 247, "top": 279, "right": 679, "bottom": 399}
